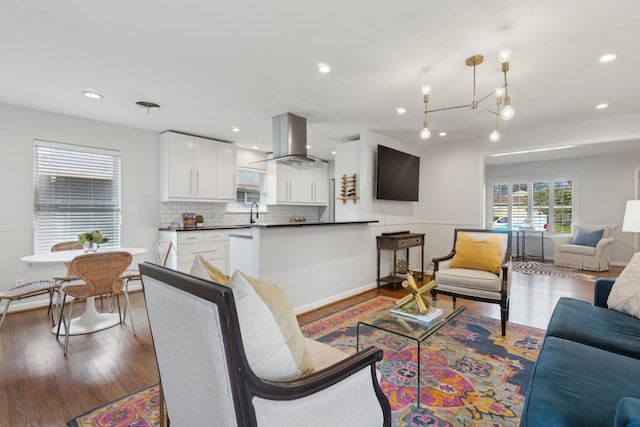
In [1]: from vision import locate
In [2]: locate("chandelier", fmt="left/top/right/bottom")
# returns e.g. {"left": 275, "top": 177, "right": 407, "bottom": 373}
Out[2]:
{"left": 420, "top": 48, "right": 514, "bottom": 142}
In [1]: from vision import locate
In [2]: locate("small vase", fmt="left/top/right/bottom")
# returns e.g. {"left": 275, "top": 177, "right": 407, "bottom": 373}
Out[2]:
{"left": 83, "top": 242, "right": 99, "bottom": 253}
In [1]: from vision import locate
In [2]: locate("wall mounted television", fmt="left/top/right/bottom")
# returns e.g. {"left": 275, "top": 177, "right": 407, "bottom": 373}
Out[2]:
{"left": 375, "top": 144, "right": 420, "bottom": 201}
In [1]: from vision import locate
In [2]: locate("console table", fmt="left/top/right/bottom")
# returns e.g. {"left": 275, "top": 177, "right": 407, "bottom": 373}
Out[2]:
{"left": 376, "top": 232, "right": 425, "bottom": 289}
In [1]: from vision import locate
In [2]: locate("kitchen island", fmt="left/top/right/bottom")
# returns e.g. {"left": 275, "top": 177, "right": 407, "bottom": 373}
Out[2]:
{"left": 230, "top": 221, "right": 379, "bottom": 313}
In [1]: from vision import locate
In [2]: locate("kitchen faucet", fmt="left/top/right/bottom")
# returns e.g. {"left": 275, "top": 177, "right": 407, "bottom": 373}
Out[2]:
{"left": 250, "top": 201, "right": 259, "bottom": 224}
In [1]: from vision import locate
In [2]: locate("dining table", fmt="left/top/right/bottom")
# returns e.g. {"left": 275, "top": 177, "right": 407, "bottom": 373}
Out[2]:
{"left": 21, "top": 247, "right": 146, "bottom": 335}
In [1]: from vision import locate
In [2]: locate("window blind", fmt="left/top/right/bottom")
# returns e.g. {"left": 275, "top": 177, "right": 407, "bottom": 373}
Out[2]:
{"left": 33, "top": 140, "right": 121, "bottom": 254}
{"left": 227, "top": 169, "right": 266, "bottom": 213}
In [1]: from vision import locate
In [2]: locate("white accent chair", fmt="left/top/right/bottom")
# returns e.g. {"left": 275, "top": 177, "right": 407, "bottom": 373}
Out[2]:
{"left": 432, "top": 229, "right": 512, "bottom": 336}
{"left": 140, "top": 263, "right": 391, "bottom": 427}
{"left": 550, "top": 224, "right": 617, "bottom": 271}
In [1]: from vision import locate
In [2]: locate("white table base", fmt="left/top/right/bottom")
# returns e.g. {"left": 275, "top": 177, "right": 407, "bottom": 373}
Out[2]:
{"left": 53, "top": 297, "right": 121, "bottom": 336}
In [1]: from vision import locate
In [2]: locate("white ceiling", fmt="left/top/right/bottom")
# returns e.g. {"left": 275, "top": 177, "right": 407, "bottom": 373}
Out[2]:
{"left": 1, "top": 1, "right": 639, "bottom": 161}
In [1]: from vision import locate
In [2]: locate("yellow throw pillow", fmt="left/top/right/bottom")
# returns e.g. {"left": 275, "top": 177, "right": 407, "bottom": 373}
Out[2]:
{"left": 450, "top": 233, "right": 503, "bottom": 274}
{"left": 189, "top": 255, "right": 230, "bottom": 285}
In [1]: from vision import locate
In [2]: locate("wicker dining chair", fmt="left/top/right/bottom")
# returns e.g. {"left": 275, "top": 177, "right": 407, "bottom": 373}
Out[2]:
{"left": 0, "top": 280, "right": 60, "bottom": 329}
{"left": 119, "top": 240, "right": 173, "bottom": 323}
{"left": 51, "top": 241, "right": 84, "bottom": 285}
{"left": 56, "top": 251, "right": 134, "bottom": 354}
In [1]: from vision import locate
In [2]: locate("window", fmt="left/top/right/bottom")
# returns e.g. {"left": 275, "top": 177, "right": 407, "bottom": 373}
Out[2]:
{"left": 226, "top": 169, "right": 267, "bottom": 212}
{"left": 33, "top": 140, "right": 121, "bottom": 254}
{"left": 490, "top": 176, "right": 573, "bottom": 233}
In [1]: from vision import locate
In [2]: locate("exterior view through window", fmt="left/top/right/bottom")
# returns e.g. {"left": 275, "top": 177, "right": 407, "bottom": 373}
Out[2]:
{"left": 490, "top": 177, "right": 573, "bottom": 233}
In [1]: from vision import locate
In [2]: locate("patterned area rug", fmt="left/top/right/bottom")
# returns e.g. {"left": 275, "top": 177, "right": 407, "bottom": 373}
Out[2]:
{"left": 67, "top": 296, "right": 545, "bottom": 427}
{"left": 512, "top": 261, "right": 596, "bottom": 281}
{"left": 301, "top": 296, "right": 545, "bottom": 427}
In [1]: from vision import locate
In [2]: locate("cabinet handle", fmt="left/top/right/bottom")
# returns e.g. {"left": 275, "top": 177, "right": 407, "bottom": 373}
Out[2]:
{"left": 196, "top": 170, "right": 200, "bottom": 195}
{"left": 190, "top": 170, "right": 193, "bottom": 195}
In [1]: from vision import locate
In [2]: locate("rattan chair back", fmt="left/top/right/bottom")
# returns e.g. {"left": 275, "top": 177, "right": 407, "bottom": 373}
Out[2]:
{"left": 155, "top": 240, "right": 173, "bottom": 266}
{"left": 51, "top": 241, "right": 83, "bottom": 252}
{"left": 65, "top": 252, "right": 132, "bottom": 300}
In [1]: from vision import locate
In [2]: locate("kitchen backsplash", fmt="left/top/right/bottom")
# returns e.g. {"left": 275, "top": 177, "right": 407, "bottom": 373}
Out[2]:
{"left": 160, "top": 202, "right": 324, "bottom": 228}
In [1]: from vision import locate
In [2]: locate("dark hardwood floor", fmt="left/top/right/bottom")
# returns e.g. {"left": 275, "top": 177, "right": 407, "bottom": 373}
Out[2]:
{"left": 0, "top": 264, "right": 622, "bottom": 426}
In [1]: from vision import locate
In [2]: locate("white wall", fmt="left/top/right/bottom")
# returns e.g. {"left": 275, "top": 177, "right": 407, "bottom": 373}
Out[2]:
{"left": 0, "top": 103, "right": 160, "bottom": 309}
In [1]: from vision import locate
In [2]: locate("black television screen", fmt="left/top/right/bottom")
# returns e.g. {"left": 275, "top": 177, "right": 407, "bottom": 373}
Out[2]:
{"left": 376, "top": 145, "right": 420, "bottom": 201}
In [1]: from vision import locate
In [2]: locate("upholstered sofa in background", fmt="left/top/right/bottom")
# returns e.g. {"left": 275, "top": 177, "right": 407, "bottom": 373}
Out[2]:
{"left": 520, "top": 278, "right": 640, "bottom": 426}
{"left": 550, "top": 224, "right": 616, "bottom": 271}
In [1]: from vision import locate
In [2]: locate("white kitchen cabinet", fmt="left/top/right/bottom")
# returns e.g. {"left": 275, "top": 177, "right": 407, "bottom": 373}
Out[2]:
{"left": 160, "top": 229, "right": 230, "bottom": 274}
{"left": 267, "top": 162, "right": 328, "bottom": 205}
{"left": 160, "top": 131, "right": 236, "bottom": 201}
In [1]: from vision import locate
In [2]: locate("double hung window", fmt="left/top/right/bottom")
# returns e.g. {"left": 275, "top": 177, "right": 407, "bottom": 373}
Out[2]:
{"left": 489, "top": 176, "right": 573, "bottom": 233}
{"left": 33, "top": 140, "right": 121, "bottom": 253}
{"left": 226, "top": 169, "right": 267, "bottom": 213}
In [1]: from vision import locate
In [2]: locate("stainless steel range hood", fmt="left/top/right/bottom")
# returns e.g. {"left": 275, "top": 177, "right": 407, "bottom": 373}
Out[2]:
{"left": 272, "top": 113, "right": 321, "bottom": 167}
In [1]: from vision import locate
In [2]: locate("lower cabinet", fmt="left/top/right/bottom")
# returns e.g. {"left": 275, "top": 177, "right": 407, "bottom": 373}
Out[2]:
{"left": 160, "top": 230, "right": 230, "bottom": 274}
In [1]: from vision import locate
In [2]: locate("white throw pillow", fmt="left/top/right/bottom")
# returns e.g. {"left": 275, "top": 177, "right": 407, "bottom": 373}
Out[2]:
{"left": 229, "top": 270, "right": 306, "bottom": 381}
{"left": 607, "top": 252, "right": 640, "bottom": 318}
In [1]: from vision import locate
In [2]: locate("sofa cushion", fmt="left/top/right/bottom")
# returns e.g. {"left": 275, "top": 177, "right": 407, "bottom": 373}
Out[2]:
{"left": 608, "top": 252, "right": 640, "bottom": 319}
{"left": 434, "top": 268, "right": 502, "bottom": 292}
{"left": 450, "top": 232, "right": 502, "bottom": 274}
{"left": 573, "top": 227, "right": 604, "bottom": 247}
{"left": 557, "top": 243, "right": 597, "bottom": 256}
{"left": 520, "top": 337, "right": 640, "bottom": 427}
{"left": 546, "top": 297, "right": 640, "bottom": 359}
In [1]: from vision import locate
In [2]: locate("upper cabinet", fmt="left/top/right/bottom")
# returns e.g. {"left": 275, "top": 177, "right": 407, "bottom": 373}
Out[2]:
{"left": 160, "top": 131, "right": 237, "bottom": 202}
{"left": 267, "top": 162, "right": 329, "bottom": 205}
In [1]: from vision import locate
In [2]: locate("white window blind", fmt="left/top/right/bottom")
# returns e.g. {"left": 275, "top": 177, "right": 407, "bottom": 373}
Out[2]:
{"left": 33, "top": 140, "right": 121, "bottom": 254}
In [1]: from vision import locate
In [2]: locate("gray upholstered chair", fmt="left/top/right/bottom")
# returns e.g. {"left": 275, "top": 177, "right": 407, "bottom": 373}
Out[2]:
{"left": 550, "top": 224, "right": 617, "bottom": 271}
{"left": 140, "top": 262, "right": 391, "bottom": 427}
{"left": 432, "top": 228, "right": 512, "bottom": 336}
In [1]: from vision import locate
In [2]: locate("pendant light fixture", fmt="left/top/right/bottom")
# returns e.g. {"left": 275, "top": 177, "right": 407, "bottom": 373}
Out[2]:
{"left": 421, "top": 48, "right": 514, "bottom": 142}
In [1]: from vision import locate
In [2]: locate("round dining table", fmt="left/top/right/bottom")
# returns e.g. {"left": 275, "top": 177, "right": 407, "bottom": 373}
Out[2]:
{"left": 21, "top": 247, "right": 146, "bottom": 335}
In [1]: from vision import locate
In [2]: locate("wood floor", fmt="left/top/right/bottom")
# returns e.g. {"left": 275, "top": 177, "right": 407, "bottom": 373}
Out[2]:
{"left": 0, "top": 264, "right": 622, "bottom": 427}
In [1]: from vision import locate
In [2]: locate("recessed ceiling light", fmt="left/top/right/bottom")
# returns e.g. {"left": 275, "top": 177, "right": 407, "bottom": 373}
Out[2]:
{"left": 306, "top": 145, "right": 311, "bottom": 149}
{"left": 331, "top": 151, "right": 336, "bottom": 155}
{"left": 316, "top": 62, "right": 331, "bottom": 73}
{"left": 596, "top": 103, "right": 608, "bottom": 110}
{"left": 251, "top": 145, "right": 259, "bottom": 150}
{"left": 439, "top": 131, "right": 447, "bottom": 137}
{"left": 599, "top": 53, "right": 617, "bottom": 63}
{"left": 232, "top": 126, "right": 240, "bottom": 132}
{"left": 82, "top": 90, "right": 103, "bottom": 99}
{"left": 396, "top": 107, "right": 406, "bottom": 114}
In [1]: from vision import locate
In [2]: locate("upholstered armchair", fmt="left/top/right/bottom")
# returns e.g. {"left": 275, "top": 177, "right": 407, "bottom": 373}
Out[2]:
{"left": 432, "top": 229, "right": 512, "bottom": 336}
{"left": 140, "top": 262, "right": 391, "bottom": 427}
{"left": 550, "top": 224, "right": 617, "bottom": 271}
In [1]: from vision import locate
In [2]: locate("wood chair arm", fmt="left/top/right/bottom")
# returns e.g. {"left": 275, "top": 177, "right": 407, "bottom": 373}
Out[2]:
{"left": 432, "top": 252, "right": 455, "bottom": 271}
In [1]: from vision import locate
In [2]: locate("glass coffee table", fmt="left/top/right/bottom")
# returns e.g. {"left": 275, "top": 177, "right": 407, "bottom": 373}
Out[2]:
{"left": 356, "top": 299, "right": 466, "bottom": 407}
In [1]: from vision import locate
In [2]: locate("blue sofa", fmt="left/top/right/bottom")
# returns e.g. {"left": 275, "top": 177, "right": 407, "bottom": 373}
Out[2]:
{"left": 520, "top": 278, "right": 640, "bottom": 427}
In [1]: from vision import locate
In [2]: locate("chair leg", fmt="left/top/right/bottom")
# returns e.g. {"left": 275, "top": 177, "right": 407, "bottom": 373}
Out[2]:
{"left": 64, "top": 300, "right": 74, "bottom": 355}
{"left": 500, "top": 305, "right": 508, "bottom": 336}
{"left": 0, "top": 300, "right": 12, "bottom": 330}
{"left": 122, "top": 290, "right": 136, "bottom": 336}
{"left": 56, "top": 294, "right": 67, "bottom": 339}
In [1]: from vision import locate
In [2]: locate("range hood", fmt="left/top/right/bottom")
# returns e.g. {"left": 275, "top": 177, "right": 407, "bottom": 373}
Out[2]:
{"left": 272, "top": 113, "right": 323, "bottom": 167}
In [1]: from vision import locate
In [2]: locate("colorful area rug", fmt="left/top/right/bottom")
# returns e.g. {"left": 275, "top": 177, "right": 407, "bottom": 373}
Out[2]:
{"left": 512, "top": 261, "right": 596, "bottom": 281}
{"left": 301, "top": 296, "right": 545, "bottom": 427}
{"left": 67, "top": 296, "right": 545, "bottom": 427}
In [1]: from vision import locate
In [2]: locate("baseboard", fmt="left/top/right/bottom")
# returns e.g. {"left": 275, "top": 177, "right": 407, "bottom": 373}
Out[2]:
{"left": 293, "top": 282, "right": 378, "bottom": 315}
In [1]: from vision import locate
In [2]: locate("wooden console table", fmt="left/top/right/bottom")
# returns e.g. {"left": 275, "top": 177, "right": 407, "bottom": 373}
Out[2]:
{"left": 376, "top": 232, "right": 425, "bottom": 289}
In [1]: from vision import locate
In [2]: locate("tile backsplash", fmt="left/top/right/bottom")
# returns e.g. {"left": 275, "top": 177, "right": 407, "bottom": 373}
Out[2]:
{"left": 160, "top": 202, "right": 325, "bottom": 228}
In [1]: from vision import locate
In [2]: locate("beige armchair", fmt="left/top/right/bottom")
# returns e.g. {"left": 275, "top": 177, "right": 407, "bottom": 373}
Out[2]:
{"left": 432, "top": 229, "right": 512, "bottom": 336}
{"left": 550, "top": 224, "right": 616, "bottom": 271}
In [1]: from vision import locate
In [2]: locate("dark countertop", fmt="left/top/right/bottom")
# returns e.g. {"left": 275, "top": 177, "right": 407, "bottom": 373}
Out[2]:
{"left": 159, "top": 220, "right": 378, "bottom": 231}
{"left": 248, "top": 220, "right": 378, "bottom": 228}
